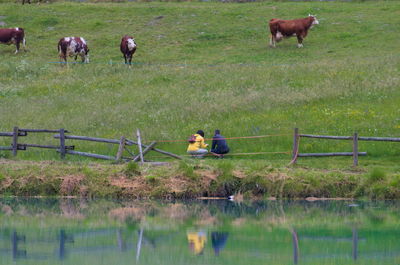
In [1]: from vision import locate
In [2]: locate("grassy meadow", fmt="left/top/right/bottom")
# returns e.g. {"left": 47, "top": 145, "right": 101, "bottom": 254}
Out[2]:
{"left": 0, "top": 1, "right": 399, "bottom": 169}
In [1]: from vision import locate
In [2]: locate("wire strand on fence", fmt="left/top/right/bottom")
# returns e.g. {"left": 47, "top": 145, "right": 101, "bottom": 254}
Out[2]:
{"left": 148, "top": 151, "right": 291, "bottom": 159}
{"left": 144, "top": 133, "right": 291, "bottom": 143}
{"left": 46, "top": 53, "right": 400, "bottom": 69}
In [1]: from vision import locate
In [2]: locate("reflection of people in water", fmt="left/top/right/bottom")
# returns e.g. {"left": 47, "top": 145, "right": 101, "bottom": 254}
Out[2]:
{"left": 187, "top": 231, "right": 207, "bottom": 255}
{"left": 211, "top": 232, "right": 229, "bottom": 256}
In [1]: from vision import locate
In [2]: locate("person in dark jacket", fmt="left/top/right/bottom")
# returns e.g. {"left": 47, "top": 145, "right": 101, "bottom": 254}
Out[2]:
{"left": 211, "top": 130, "right": 229, "bottom": 158}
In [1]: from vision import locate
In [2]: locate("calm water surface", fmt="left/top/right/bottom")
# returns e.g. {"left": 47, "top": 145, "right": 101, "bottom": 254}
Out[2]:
{"left": 0, "top": 198, "right": 399, "bottom": 265}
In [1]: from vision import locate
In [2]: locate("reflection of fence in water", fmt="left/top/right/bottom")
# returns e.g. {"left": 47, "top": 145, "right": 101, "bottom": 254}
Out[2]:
{"left": 0, "top": 226, "right": 399, "bottom": 264}
{"left": 0, "top": 228, "right": 137, "bottom": 262}
{"left": 291, "top": 228, "right": 384, "bottom": 264}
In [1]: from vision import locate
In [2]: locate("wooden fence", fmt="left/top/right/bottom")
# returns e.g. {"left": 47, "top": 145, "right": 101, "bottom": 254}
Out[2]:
{"left": 291, "top": 128, "right": 400, "bottom": 166}
{"left": 0, "top": 127, "right": 181, "bottom": 164}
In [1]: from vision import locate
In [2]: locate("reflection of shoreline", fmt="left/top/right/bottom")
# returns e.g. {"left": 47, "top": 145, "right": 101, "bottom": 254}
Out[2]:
{"left": 0, "top": 199, "right": 398, "bottom": 228}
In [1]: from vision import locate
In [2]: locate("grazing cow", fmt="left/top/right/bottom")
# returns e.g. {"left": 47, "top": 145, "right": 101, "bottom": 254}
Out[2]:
{"left": 58, "top": 37, "right": 89, "bottom": 63}
{"left": 0, "top": 27, "right": 26, "bottom": 54}
{"left": 269, "top": 14, "right": 319, "bottom": 48}
{"left": 120, "top": 35, "right": 137, "bottom": 65}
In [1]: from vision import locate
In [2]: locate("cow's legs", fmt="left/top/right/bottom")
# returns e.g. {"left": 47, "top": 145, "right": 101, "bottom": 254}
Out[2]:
{"left": 297, "top": 35, "right": 303, "bottom": 48}
{"left": 123, "top": 54, "right": 128, "bottom": 64}
{"left": 14, "top": 42, "right": 20, "bottom": 54}
{"left": 60, "top": 55, "right": 67, "bottom": 64}
{"left": 269, "top": 34, "right": 276, "bottom": 48}
{"left": 128, "top": 55, "right": 132, "bottom": 65}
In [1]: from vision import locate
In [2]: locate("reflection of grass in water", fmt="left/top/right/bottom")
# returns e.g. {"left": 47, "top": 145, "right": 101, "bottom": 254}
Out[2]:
{"left": 1, "top": 199, "right": 400, "bottom": 264}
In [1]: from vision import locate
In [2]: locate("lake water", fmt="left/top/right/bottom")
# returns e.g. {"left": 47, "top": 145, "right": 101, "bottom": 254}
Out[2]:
{"left": 0, "top": 198, "right": 399, "bottom": 265}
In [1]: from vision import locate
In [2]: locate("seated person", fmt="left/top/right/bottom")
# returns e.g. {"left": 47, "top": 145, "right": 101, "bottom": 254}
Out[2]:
{"left": 211, "top": 129, "right": 229, "bottom": 158}
{"left": 187, "top": 130, "right": 208, "bottom": 158}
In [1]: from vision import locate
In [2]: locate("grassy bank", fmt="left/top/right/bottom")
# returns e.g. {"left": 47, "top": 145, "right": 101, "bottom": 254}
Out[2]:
{"left": 1, "top": 158, "right": 399, "bottom": 199}
{"left": 0, "top": 1, "right": 399, "bottom": 161}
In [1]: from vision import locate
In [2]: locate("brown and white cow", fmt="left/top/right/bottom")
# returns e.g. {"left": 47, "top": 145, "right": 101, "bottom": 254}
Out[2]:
{"left": 120, "top": 35, "right": 137, "bottom": 65}
{"left": 0, "top": 27, "right": 26, "bottom": 54}
{"left": 58, "top": 37, "right": 89, "bottom": 63}
{"left": 269, "top": 15, "right": 319, "bottom": 48}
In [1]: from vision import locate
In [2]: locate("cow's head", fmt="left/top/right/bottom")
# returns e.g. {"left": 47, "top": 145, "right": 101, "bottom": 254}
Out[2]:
{"left": 81, "top": 47, "right": 89, "bottom": 63}
{"left": 309, "top": 14, "right": 319, "bottom": 25}
{"left": 84, "top": 49, "right": 89, "bottom": 63}
{"left": 127, "top": 38, "right": 137, "bottom": 51}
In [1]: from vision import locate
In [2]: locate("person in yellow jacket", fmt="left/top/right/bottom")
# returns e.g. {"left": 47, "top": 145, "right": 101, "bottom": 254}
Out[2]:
{"left": 187, "top": 130, "right": 208, "bottom": 158}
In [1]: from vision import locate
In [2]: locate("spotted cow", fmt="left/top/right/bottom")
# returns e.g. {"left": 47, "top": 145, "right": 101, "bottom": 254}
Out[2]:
{"left": 120, "top": 35, "right": 137, "bottom": 65}
{"left": 58, "top": 37, "right": 89, "bottom": 63}
{"left": 269, "top": 15, "right": 319, "bottom": 48}
{"left": 0, "top": 27, "right": 26, "bottom": 54}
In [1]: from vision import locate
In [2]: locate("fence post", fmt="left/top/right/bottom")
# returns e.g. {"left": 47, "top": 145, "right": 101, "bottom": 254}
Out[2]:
{"left": 353, "top": 132, "right": 358, "bottom": 166}
{"left": 60, "top": 128, "right": 66, "bottom": 159}
{"left": 291, "top": 229, "right": 299, "bottom": 264}
{"left": 352, "top": 228, "right": 358, "bottom": 261}
{"left": 291, "top": 128, "right": 299, "bottom": 164}
{"left": 116, "top": 136, "right": 126, "bottom": 162}
{"left": 12, "top": 126, "right": 19, "bottom": 156}
{"left": 136, "top": 129, "right": 144, "bottom": 163}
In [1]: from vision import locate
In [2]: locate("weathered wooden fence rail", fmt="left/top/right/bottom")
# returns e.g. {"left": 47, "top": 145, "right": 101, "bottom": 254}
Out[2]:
{"left": 1, "top": 126, "right": 180, "bottom": 164}
{"left": 0, "top": 127, "right": 73, "bottom": 157}
{"left": 292, "top": 128, "right": 400, "bottom": 166}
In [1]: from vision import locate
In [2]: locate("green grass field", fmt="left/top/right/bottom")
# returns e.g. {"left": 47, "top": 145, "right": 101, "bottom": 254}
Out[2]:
{"left": 0, "top": 1, "right": 399, "bottom": 166}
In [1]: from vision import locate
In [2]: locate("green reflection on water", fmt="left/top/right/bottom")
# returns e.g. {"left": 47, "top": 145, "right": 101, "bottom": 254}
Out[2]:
{"left": 0, "top": 198, "right": 399, "bottom": 265}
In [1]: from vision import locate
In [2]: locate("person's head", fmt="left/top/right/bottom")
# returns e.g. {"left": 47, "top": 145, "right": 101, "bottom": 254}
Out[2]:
{"left": 214, "top": 129, "right": 220, "bottom": 135}
{"left": 196, "top": 130, "right": 205, "bottom": 137}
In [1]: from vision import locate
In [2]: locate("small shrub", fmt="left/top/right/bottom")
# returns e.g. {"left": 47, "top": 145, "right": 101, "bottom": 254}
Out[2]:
{"left": 389, "top": 175, "right": 400, "bottom": 188}
{"left": 178, "top": 161, "right": 197, "bottom": 180}
{"left": 145, "top": 175, "right": 158, "bottom": 185}
{"left": 241, "top": 174, "right": 268, "bottom": 195}
{"left": 124, "top": 162, "right": 141, "bottom": 177}
{"left": 0, "top": 152, "right": 9, "bottom": 159}
{"left": 150, "top": 185, "right": 169, "bottom": 198}
{"left": 0, "top": 172, "right": 5, "bottom": 182}
{"left": 370, "top": 183, "right": 390, "bottom": 199}
{"left": 216, "top": 161, "right": 241, "bottom": 196}
{"left": 368, "top": 168, "right": 387, "bottom": 183}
